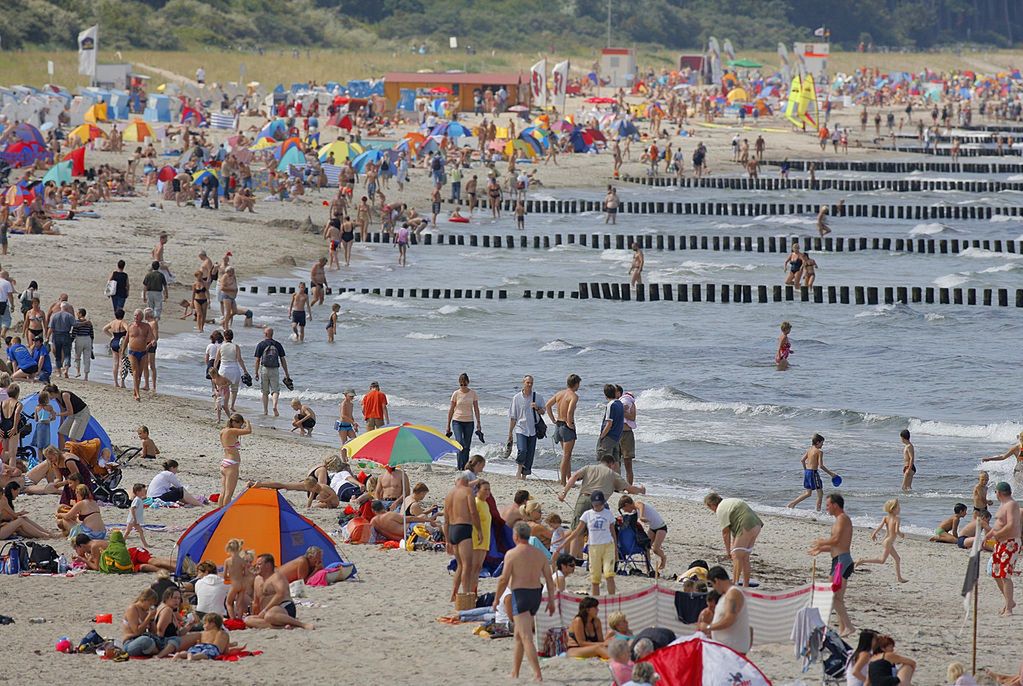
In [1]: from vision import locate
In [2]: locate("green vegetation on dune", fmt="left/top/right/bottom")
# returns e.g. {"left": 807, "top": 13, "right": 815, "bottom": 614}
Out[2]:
{"left": 2, "top": 0, "right": 1023, "bottom": 53}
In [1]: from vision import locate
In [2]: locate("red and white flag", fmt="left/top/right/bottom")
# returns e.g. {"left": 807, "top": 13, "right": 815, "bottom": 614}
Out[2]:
{"left": 530, "top": 59, "right": 547, "bottom": 108}
{"left": 550, "top": 60, "right": 569, "bottom": 111}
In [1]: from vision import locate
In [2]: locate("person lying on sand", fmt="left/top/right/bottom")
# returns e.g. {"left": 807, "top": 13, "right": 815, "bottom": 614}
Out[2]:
{"left": 248, "top": 478, "right": 339, "bottom": 509}
{"left": 72, "top": 531, "right": 176, "bottom": 573}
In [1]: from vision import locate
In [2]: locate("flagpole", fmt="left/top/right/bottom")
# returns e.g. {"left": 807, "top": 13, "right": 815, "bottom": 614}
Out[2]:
{"left": 971, "top": 574, "right": 978, "bottom": 675}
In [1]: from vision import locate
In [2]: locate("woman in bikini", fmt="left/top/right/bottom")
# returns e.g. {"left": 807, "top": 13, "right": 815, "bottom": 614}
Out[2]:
{"left": 218, "top": 414, "right": 251, "bottom": 508}
{"left": 0, "top": 383, "right": 23, "bottom": 467}
{"left": 192, "top": 270, "right": 209, "bottom": 333}
{"left": 23, "top": 298, "right": 45, "bottom": 342}
{"left": 57, "top": 483, "right": 106, "bottom": 538}
{"left": 802, "top": 253, "right": 818, "bottom": 287}
{"left": 567, "top": 596, "right": 610, "bottom": 658}
{"left": 102, "top": 309, "right": 128, "bottom": 389}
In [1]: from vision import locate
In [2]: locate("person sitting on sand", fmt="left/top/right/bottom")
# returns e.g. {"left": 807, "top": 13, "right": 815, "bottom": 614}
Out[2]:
{"left": 72, "top": 531, "right": 176, "bottom": 573}
{"left": 930, "top": 503, "right": 968, "bottom": 544}
{"left": 567, "top": 596, "right": 611, "bottom": 658}
{"left": 249, "top": 477, "right": 339, "bottom": 509}
{"left": 279, "top": 546, "right": 324, "bottom": 583}
{"left": 609, "top": 638, "right": 634, "bottom": 686}
{"left": 233, "top": 187, "right": 256, "bottom": 213}
{"left": 369, "top": 499, "right": 407, "bottom": 541}
{"left": 122, "top": 588, "right": 160, "bottom": 656}
{"left": 175, "top": 613, "right": 232, "bottom": 660}
{"left": 147, "top": 459, "right": 205, "bottom": 506}
{"left": 867, "top": 634, "right": 916, "bottom": 686}
{"left": 290, "top": 399, "right": 316, "bottom": 436}
{"left": 1, "top": 481, "right": 58, "bottom": 538}
{"left": 18, "top": 446, "right": 66, "bottom": 495}
{"left": 244, "top": 553, "right": 314, "bottom": 630}
{"left": 57, "top": 484, "right": 106, "bottom": 538}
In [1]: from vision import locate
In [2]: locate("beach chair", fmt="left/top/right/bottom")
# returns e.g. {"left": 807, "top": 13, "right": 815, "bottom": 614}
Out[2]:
{"left": 821, "top": 627, "right": 851, "bottom": 684}
{"left": 614, "top": 512, "right": 653, "bottom": 577}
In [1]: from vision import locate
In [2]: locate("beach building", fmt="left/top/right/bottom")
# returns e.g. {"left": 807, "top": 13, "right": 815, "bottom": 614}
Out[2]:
{"left": 382, "top": 71, "right": 524, "bottom": 112}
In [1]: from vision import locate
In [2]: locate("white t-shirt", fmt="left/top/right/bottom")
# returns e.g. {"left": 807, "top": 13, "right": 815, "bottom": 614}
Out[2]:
{"left": 620, "top": 393, "right": 637, "bottom": 430}
{"left": 580, "top": 507, "right": 615, "bottom": 546}
{"left": 495, "top": 586, "right": 513, "bottom": 624}
{"left": 205, "top": 342, "right": 221, "bottom": 363}
{"left": 148, "top": 470, "right": 183, "bottom": 499}
{"left": 126, "top": 496, "right": 145, "bottom": 527}
{"left": 0, "top": 278, "right": 13, "bottom": 305}
{"left": 639, "top": 503, "right": 665, "bottom": 530}
{"left": 195, "top": 573, "right": 229, "bottom": 615}
{"left": 329, "top": 470, "right": 354, "bottom": 494}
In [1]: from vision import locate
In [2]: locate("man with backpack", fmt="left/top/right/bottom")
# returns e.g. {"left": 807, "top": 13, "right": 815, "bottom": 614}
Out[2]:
{"left": 253, "top": 327, "right": 290, "bottom": 417}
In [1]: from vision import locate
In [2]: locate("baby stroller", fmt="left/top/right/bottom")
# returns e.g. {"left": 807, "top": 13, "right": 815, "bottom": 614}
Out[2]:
{"left": 615, "top": 511, "right": 653, "bottom": 577}
{"left": 69, "top": 446, "right": 130, "bottom": 509}
{"left": 821, "top": 627, "right": 852, "bottom": 684}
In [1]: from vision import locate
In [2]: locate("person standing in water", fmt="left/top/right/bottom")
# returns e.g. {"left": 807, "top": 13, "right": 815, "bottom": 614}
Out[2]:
{"left": 982, "top": 431, "right": 1023, "bottom": 480}
{"left": 775, "top": 321, "right": 792, "bottom": 369}
{"left": 900, "top": 429, "right": 916, "bottom": 492}
{"left": 545, "top": 374, "right": 580, "bottom": 486}
{"left": 817, "top": 205, "right": 832, "bottom": 237}
{"left": 629, "top": 243, "right": 644, "bottom": 287}
{"left": 288, "top": 283, "right": 311, "bottom": 343}
{"left": 787, "top": 433, "right": 838, "bottom": 511}
{"left": 784, "top": 242, "right": 804, "bottom": 285}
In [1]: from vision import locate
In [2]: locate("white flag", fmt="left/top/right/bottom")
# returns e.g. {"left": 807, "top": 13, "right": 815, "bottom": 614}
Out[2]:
{"left": 530, "top": 59, "right": 547, "bottom": 108}
{"left": 550, "top": 60, "right": 569, "bottom": 111}
{"left": 78, "top": 25, "right": 98, "bottom": 77}
{"left": 814, "top": 26, "right": 826, "bottom": 37}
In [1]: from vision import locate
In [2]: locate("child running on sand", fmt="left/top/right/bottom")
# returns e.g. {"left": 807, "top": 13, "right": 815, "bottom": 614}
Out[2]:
{"left": 123, "top": 483, "right": 149, "bottom": 547}
{"left": 224, "top": 539, "right": 251, "bottom": 619}
{"left": 900, "top": 429, "right": 916, "bottom": 491}
{"left": 775, "top": 321, "right": 792, "bottom": 368}
{"left": 326, "top": 303, "right": 340, "bottom": 343}
{"left": 786, "top": 433, "right": 836, "bottom": 511}
{"left": 856, "top": 498, "right": 908, "bottom": 583}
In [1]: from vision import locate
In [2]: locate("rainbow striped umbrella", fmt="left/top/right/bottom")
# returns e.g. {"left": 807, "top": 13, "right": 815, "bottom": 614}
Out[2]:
{"left": 343, "top": 422, "right": 460, "bottom": 466}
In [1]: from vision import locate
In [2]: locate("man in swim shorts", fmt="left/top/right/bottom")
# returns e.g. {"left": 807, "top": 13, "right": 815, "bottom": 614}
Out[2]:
{"left": 990, "top": 482, "right": 1022, "bottom": 616}
{"left": 787, "top": 433, "right": 837, "bottom": 512}
{"left": 309, "top": 258, "right": 327, "bottom": 309}
{"left": 125, "top": 309, "right": 155, "bottom": 402}
{"left": 444, "top": 471, "right": 481, "bottom": 604}
{"left": 245, "top": 554, "right": 313, "bottom": 629}
{"left": 493, "top": 521, "right": 556, "bottom": 681}
{"left": 288, "top": 282, "right": 311, "bottom": 342}
{"left": 545, "top": 374, "right": 580, "bottom": 485}
{"left": 809, "top": 493, "right": 856, "bottom": 637}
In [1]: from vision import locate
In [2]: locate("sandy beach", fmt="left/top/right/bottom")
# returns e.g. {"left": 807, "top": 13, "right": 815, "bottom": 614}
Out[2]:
{"left": 3, "top": 90, "right": 1022, "bottom": 686}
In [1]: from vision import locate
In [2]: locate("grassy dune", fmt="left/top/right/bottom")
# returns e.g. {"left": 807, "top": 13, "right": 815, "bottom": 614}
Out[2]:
{"left": 1, "top": 47, "right": 1020, "bottom": 90}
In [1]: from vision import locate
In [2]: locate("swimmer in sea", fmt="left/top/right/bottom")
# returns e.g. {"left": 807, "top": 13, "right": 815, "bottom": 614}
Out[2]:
{"left": 775, "top": 321, "right": 792, "bottom": 369}
{"left": 802, "top": 254, "right": 818, "bottom": 287}
{"left": 817, "top": 205, "right": 832, "bottom": 237}
{"left": 900, "top": 429, "right": 916, "bottom": 491}
{"left": 784, "top": 242, "right": 803, "bottom": 286}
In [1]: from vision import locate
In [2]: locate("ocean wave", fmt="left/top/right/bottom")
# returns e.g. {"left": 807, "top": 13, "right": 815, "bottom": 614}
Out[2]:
{"left": 989, "top": 214, "right": 1017, "bottom": 222}
{"left": 337, "top": 292, "right": 412, "bottom": 308}
{"left": 599, "top": 250, "right": 633, "bottom": 263}
{"left": 933, "top": 273, "right": 970, "bottom": 288}
{"left": 907, "top": 418, "right": 1023, "bottom": 443}
{"left": 924, "top": 312, "right": 946, "bottom": 321}
{"left": 405, "top": 332, "right": 446, "bottom": 340}
{"left": 978, "top": 263, "right": 1018, "bottom": 274}
{"left": 959, "top": 247, "right": 1023, "bottom": 260}
{"left": 909, "top": 222, "right": 959, "bottom": 236}
{"left": 755, "top": 215, "right": 816, "bottom": 226}
{"left": 854, "top": 304, "right": 897, "bottom": 318}
{"left": 634, "top": 386, "right": 898, "bottom": 426}
{"left": 539, "top": 338, "right": 578, "bottom": 352}
{"left": 433, "top": 304, "right": 484, "bottom": 316}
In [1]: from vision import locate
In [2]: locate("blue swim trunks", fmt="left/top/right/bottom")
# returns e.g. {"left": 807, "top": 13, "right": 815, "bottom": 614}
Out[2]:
{"left": 802, "top": 469, "right": 823, "bottom": 491}
{"left": 188, "top": 643, "right": 221, "bottom": 659}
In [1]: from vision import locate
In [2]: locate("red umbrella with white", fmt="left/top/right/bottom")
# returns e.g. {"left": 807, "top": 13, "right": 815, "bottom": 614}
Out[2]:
{"left": 642, "top": 635, "right": 772, "bottom": 686}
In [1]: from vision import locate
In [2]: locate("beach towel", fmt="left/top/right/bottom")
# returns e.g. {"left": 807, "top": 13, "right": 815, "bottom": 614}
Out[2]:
{"left": 98, "top": 531, "right": 132, "bottom": 574}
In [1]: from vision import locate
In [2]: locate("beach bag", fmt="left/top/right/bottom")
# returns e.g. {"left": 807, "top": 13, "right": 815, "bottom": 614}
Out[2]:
{"left": 27, "top": 542, "right": 59, "bottom": 573}
{"left": 539, "top": 626, "right": 568, "bottom": 657}
{"left": 104, "top": 280, "right": 117, "bottom": 297}
{"left": 532, "top": 393, "right": 547, "bottom": 440}
{"left": 260, "top": 340, "right": 281, "bottom": 368}
{"left": 1, "top": 541, "right": 29, "bottom": 574}
{"left": 77, "top": 629, "right": 106, "bottom": 653}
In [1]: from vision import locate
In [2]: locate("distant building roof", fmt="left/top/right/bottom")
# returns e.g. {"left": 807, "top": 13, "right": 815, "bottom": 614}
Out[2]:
{"left": 384, "top": 72, "right": 522, "bottom": 86}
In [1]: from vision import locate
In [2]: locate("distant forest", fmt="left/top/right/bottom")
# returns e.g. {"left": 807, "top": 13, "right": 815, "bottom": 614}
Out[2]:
{"left": 1, "top": 0, "right": 1021, "bottom": 52}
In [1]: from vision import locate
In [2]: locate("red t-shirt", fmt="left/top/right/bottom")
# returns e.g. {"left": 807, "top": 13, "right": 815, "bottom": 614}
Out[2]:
{"left": 363, "top": 389, "right": 387, "bottom": 420}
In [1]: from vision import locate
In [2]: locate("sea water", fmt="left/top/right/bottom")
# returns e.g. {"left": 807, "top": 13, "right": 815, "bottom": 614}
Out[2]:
{"left": 147, "top": 177, "right": 1023, "bottom": 535}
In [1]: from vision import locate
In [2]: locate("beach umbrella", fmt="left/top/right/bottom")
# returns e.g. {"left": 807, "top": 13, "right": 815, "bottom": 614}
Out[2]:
{"left": 504, "top": 139, "right": 537, "bottom": 158}
{"left": 249, "top": 137, "right": 277, "bottom": 151}
{"left": 642, "top": 635, "right": 772, "bottom": 686}
{"left": 122, "top": 120, "right": 154, "bottom": 142}
{"left": 2, "top": 141, "right": 49, "bottom": 168}
{"left": 62, "top": 146, "right": 85, "bottom": 176}
{"left": 259, "top": 119, "right": 288, "bottom": 140}
{"left": 585, "top": 97, "right": 616, "bottom": 104}
{"left": 5, "top": 180, "right": 36, "bottom": 206}
{"left": 350, "top": 149, "right": 383, "bottom": 172}
{"left": 41, "top": 161, "right": 72, "bottom": 186}
{"left": 434, "top": 121, "right": 471, "bottom": 138}
{"left": 277, "top": 146, "right": 306, "bottom": 171}
{"left": 68, "top": 124, "right": 107, "bottom": 144}
{"left": 157, "top": 165, "right": 177, "bottom": 182}
{"left": 317, "top": 140, "right": 364, "bottom": 163}
{"left": 7, "top": 122, "right": 46, "bottom": 146}
{"left": 192, "top": 169, "right": 215, "bottom": 186}
{"left": 394, "top": 138, "right": 419, "bottom": 158}
{"left": 279, "top": 136, "right": 304, "bottom": 156}
{"left": 343, "top": 423, "right": 460, "bottom": 467}
{"left": 404, "top": 131, "right": 427, "bottom": 144}
{"left": 180, "top": 106, "right": 204, "bottom": 125}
